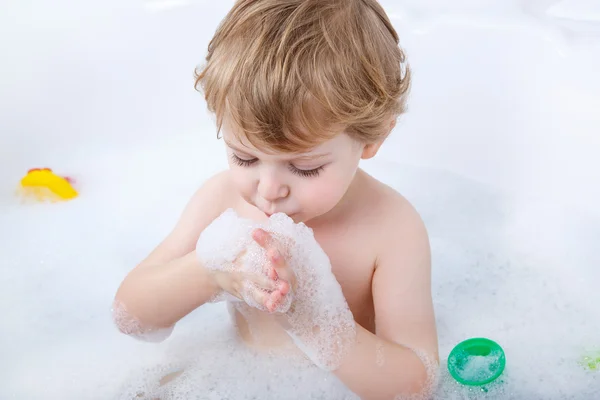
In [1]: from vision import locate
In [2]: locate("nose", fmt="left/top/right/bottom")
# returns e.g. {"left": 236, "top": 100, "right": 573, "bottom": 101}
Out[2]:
{"left": 257, "top": 170, "right": 289, "bottom": 203}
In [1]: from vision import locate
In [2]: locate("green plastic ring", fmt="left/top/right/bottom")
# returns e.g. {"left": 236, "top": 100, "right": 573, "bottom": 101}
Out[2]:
{"left": 447, "top": 338, "right": 506, "bottom": 386}
{"left": 580, "top": 351, "right": 600, "bottom": 371}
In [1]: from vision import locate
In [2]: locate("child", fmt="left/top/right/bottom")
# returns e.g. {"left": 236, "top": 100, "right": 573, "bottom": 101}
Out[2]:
{"left": 114, "top": 0, "right": 439, "bottom": 398}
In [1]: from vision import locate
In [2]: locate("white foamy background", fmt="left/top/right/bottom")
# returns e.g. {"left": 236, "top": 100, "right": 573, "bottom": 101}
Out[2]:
{"left": 1, "top": 0, "right": 600, "bottom": 398}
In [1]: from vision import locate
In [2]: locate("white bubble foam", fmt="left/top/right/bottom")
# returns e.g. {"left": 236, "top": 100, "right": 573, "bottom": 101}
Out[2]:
{"left": 111, "top": 299, "right": 174, "bottom": 342}
{"left": 459, "top": 354, "right": 499, "bottom": 382}
{"left": 197, "top": 209, "right": 357, "bottom": 370}
{"left": 395, "top": 346, "right": 440, "bottom": 400}
{"left": 112, "top": 308, "right": 360, "bottom": 400}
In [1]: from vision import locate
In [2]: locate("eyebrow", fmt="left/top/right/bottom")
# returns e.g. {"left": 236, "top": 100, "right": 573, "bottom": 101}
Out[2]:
{"left": 224, "top": 140, "right": 331, "bottom": 161}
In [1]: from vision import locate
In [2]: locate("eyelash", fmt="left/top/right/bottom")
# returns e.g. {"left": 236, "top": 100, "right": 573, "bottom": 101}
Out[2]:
{"left": 230, "top": 154, "right": 324, "bottom": 178}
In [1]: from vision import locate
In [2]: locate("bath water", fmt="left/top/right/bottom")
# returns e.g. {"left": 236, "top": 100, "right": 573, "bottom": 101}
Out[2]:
{"left": 0, "top": 135, "right": 598, "bottom": 399}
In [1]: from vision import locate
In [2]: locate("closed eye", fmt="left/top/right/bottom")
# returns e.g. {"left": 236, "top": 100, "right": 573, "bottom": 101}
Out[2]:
{"left": 231, "top": 153, "right": 324, "bottom": 178}
{"left": 288, "top": 164, "right": 324, "bottom": 178}
{"left": 230, "top": 153, "right": 258, "bottom": 167}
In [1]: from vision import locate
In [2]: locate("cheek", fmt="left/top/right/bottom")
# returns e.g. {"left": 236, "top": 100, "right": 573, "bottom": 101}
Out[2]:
{"left": 230, "top": 168, "right": 255, "bottom": 199}
{"left": 295, "top": 171, "right": 353, "bottom": 212}
{"left": 313, "top": 158, "right": 360, "bottom": 204}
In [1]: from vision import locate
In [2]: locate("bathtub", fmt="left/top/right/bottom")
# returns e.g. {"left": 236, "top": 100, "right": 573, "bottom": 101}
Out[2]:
{"left": 1, "top": 0, "right": 599, "bottom": 398}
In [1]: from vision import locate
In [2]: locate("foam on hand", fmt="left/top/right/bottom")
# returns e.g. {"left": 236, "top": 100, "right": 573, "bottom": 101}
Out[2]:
{"left": 196, "top": 209, "right": 357, "bottom": 371}
{"left": 195, "top": 209, "right": 293, "bottom": 313}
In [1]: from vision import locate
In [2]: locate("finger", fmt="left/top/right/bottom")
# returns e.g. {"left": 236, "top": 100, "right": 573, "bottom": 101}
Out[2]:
{"left": 267, "top": 267, "right": 278, "bottom": 281}
{"left": 277, "top": 279, "right": 290, "bottom": 296}
{"left": 253, "top": 231, "right": 280, "bottom": 278}
{"left": 264, "top": 256, "right": 278, "bottom": 281}
{"left": 261, "top": 252, "right": 278, "bottom": 280}
{"left": 242, "top": 282, "right": 280, "bottom": 312}
{"left": 245, "top": 285, "right": 269, "bottom": 309}
{"left": 242, "top": 281, "right": 286, "bottom": 313}
{"left": 266, "top": 291, "right": 283, "bottom": 313}
{"left": 267, "top": 248, "right": 294, "bottom": 286}
{"left": 252, "top": 230, "right": 293, "bottom": 292}
{"left": 252, "top": 228, "right": 278, "bottom": 249}
{"left": 242, "top": 272, "right": 277, "bottom": 292}
{"left": 252, "top": 228, "right": 269, "bottom": 247}
{"left": 267, "top": 247, "right": 285, "bottom": 268}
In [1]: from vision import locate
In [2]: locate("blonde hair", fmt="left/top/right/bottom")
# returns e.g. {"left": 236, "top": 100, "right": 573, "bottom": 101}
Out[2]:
{"left": 195, "top": 0, "right": 410, "bottom": 152}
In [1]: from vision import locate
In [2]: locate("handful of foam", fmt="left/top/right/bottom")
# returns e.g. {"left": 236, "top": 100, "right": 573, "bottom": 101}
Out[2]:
{"left": 196, "top": 209, "right": 293, "bottom": 313}
{"left": 196, "top": 209, "right": 356, "bottom": 370}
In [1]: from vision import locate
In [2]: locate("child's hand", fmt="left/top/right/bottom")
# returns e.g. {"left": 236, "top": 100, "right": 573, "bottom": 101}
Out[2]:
{"left": 251, "top": 228, "right": 295, "bottom": 313}
{"left": 210, "top": 247, "right": 283, "bottom": 309}
{"left": 253, "top": 227, "right": 356, "bottom": 371}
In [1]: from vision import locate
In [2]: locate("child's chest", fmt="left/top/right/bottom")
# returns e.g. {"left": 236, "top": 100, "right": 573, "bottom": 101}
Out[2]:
{"left": 313, "top": 225, "right": 378, "bottom": 332}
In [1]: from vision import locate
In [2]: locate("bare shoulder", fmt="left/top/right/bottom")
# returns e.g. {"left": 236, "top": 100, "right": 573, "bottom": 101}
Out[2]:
{"left": 176, "top": 169, "right": 237, "bottom": 231}
{"left": 373, "top": 179, "right": 431, "bottom": 281}
{"left": 379, "top": 186, "right": 428, "bottom": 256}
{"left": 138, "top": 170, "right": 236, "bottom": 266}
{"left": 358, "top": 170, "right": 429, "bottom": 255}
{"left": 369, "top": 174, "right": 431, "bottom": 280}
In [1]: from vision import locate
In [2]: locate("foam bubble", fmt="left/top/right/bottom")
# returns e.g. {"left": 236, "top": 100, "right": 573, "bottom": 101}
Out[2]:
{"left": 459, "top": 354, "right": 500, "bottom": 382}
{"left": 112, "top": 309, "right": 360, "bottom": 400}
{"left": 395, "top": 346, "right": 440, "bottom": 400}
{"left": 197, "top": 209, "right": 293, "bottom": 313}
{"left": 111, "top": 299, "right": 174, "bottom": 342}
{"left": 196, "top": 209, "right": 357, "bottom": 370}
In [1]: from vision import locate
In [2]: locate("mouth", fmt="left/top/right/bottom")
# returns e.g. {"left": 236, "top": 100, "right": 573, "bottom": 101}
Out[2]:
{"left": 254, "top": 202, "right": 295, "bottom": 219}
{"left": 263, "top": 211, "right": 295, "bottom": 218}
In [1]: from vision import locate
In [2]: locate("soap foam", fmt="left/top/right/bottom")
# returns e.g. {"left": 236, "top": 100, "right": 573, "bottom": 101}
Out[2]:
{"left": 196, "top": 209, "right": 292, "bottom": 312}
{"left": 395, "top": 346, "right": 440, "bottom": 400}
{"left": 197, "top": 209, "right": 357, "bottom": 371}
{"left": 112, "top": 310, "right": 360, "bottom": 400}
{"left": 111, "top": 299, "right": 174, "bottom": 343}
{"left": 459, "top": 354, "right": 500, "bottom": 382}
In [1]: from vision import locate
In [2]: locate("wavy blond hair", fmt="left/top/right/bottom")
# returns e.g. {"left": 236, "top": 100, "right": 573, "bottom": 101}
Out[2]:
{"left": 195, "top": 0, "right": 410, "bottom": 152}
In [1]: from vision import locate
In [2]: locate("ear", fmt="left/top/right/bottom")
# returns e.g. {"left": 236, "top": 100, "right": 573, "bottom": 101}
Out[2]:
{"left": 361, "top": 141, "right": 384, "bottom": 160}
{"left": 361, "top": 119, "right": 396, "bottom": 160}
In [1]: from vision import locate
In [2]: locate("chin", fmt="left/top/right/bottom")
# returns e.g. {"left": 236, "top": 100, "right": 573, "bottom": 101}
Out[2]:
{"left": 294, "top": 209, "right": 327, "bottom": 224}
{"left": 289, "top": 214, "right": 304, "bottom": 223}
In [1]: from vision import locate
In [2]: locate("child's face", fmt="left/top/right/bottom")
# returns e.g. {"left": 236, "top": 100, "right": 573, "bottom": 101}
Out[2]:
{"left": 222, "top": 123, "right": 365, "bottom": 223}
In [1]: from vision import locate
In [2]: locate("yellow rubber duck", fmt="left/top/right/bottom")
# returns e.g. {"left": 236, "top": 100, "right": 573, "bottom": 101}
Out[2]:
{"left": 20, "top": 168, "right": 78, "bottom": 201}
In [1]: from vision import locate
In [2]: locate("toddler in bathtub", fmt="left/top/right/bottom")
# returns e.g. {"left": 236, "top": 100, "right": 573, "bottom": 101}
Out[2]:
{"left": 113, "top": 0, "right": 439, "bottom": 398}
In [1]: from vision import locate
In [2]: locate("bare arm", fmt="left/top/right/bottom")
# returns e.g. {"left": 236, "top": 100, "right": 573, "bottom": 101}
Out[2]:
{"left": 114, "top": 171, "right": 233, "bottom": 333}
{"left": 333, "top": 201, "right": 439, "bottom": 399}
